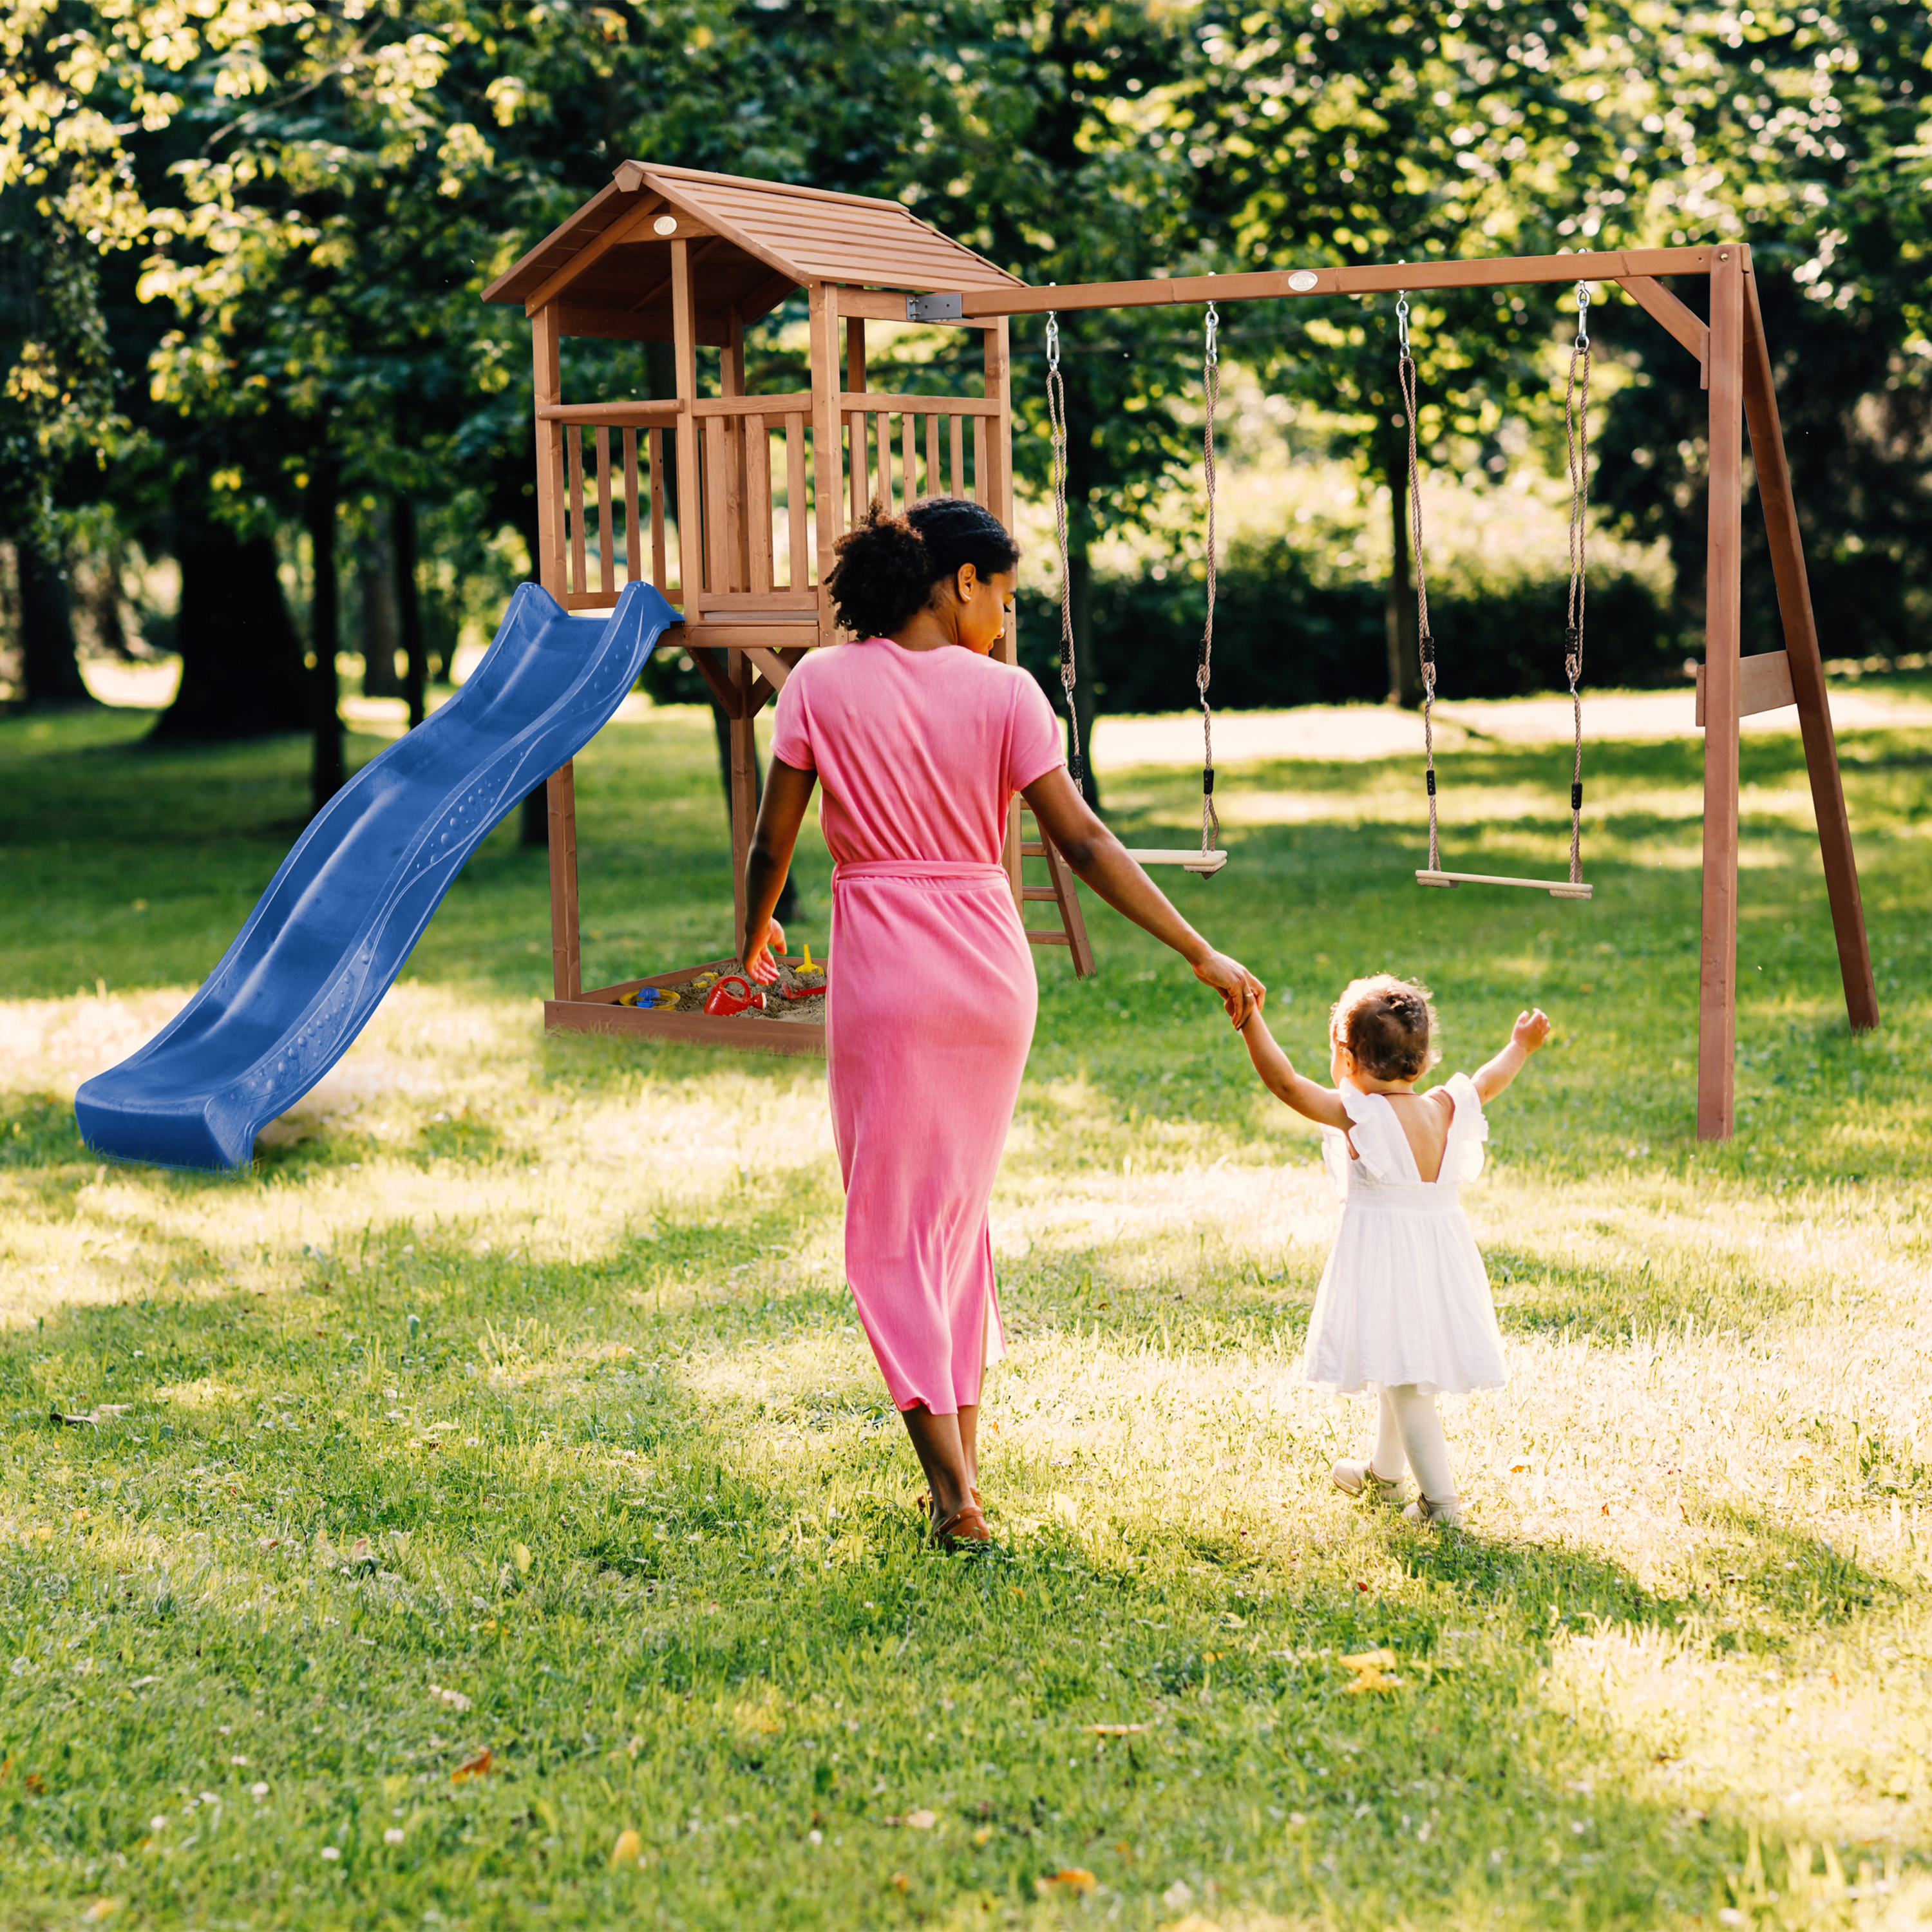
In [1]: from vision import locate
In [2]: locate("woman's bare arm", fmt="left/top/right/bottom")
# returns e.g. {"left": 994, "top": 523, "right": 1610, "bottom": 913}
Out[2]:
{"left": 1238, "top": 1010, "right": 1352, "bottom": 1128}
{"left": 1020, "top": 765, "right": 1264, "bottom": 1026}
{"left": 739, "top": 757, "right": 817, "bottom": 981}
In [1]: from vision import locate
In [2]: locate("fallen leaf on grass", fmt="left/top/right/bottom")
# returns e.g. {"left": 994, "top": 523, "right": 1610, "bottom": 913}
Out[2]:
{"left": 609, "top": 1828, "right": 642, "bottom": 1868}
{"left": 885, "top": 1808, "right": 937, "bottom": 1828}
{"left": 451, "top": 1750, "right": 493, "bottom": 1783}
{"left": 1037, "top": 1868, "right": 1097, "bottom": 1895}
{"left": 512, "top": 1544, "right": 532, "bottom": 1575}
{"left": 1339, "top": 1649, "right": 1401, "bottom": 1694}
{"left": 81, "top": 1900, "right": 121, "bottom": 1922}
{"left": 1090, "top": 1724, "right": 1146, "bottom": 1737}
{"left": 1168, "top": 1918, "right": 1225, "bottom": 1932}
{"left": 428, "top": 1684, "right": 472, "bottom": 1712}
{"left": 890, "top": 1871, "right": 909, "bottom": 1891}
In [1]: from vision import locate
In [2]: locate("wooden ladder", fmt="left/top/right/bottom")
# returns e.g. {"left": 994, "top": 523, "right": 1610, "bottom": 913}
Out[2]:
{"left": 1015, "top": 805, "right": 1095, "bottom": 977}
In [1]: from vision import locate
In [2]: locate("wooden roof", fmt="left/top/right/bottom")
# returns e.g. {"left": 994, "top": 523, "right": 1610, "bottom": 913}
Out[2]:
{"left": 480, "top": 163, "right": 1023, "bottom": 344}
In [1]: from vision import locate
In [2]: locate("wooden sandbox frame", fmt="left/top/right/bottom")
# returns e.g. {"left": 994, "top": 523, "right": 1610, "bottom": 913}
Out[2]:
{"left": 487, "top": 168, "right": 1875, "bottom": 1139}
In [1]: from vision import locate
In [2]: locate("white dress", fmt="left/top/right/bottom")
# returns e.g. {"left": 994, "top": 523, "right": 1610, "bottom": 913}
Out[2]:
{"left": 1302, "top": 1074, "right": 1506, "bottom": 1396}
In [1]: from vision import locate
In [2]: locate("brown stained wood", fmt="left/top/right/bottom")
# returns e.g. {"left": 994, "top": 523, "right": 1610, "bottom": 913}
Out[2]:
{"left": 1741, "top": 270, "right": 1879, "bottom": 1032}
{"left": 686, "top": 591, "right": 822, "bottom": 612}
{"left": 835, "top": 391, "right": 1003, "bottom": 417}
{"left": 808, "top": 286, "right": 841, "bottom": 640}
{"left": 687, "top": 391, "right": 816, "bottom": 417}
{"left": 953, "top": 245, "right": 1723, "bottom": 318}
{"left": 546, "top": 761, "right": 582, "bottom": 1001}
{"left": 566, "top": 426, "right": 588, "bottom": 595}
{"left": 705, "top": 415, "right": 734, "bottom": 594}
{"left": 649, "top": 428, "right": 668, "bottom": 591}
{"left": 1698, "top": 250, "right": 1747, "bottom": 1142}
{"left": 1037, "top": 821, "right": 1095, "bottom": 977}
{"left": 949, "top": 415, "right": 965, "bottom": 497}
{"left": 972, "top": 417, "right": 987, "bottom": 508}
{"left": 687, "top": 644, "right": 742, "bottom": 716}
{"left": 729, "top": 650, "right": 758, "bottom": 948}
{"left": 545, "top": 994, "right": 825, "bottom": 1059}
{"left": 741, "top": 643, "right": 793, "bottom": 688}
{"left": 903, "top": 413, "right": 918, "bottom": 506}
{"left": 724, "top": 309, "right": 753, "bottom": 594}
{"left": 622, "top": 430, "right": 642, "bottom": 582}
{"left": 594, "top": 428, "right": 614, "bottom": 596}
{"left": 1694, "top": 649, "right": 1794, "bottom": 724}
{"left": 532, "top": 304, "right": 568, "bottom": 596}
{"left": 670, "top": 240, "right": 705, "bottom": 598}
{"left": 518, "top": 191, "right": 667, "bottom": 317}
{"left": 1622, "top": 275, "right": 1709, "bottom": 382}
{"left": 785, "top": 413, "right": 808, "bottom": 591}
{"left": 746, "top": 415, "right": 774, "bottom": 592}
{"left": 537, "top": 399, "right": 681, "bottom": 424}
{"left": 846, "top": 315, "right": 866, "bottom": 393}
{"left": 683, "top": 623, "right": 820, "bottom": 651}
{"left": 876, "top": 412, "right": 893, "bottom": 513}
{"left": 926, "top": 414, "right": 940, "bottom": 498}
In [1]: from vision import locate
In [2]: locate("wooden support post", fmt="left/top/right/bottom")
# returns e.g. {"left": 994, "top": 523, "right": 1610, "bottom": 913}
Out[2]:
{"left": 846, "top": 313, "right": 867, "bottom": 529}
{"left": 808, "top": 283, "right": 840, "bottom": 643}
{"left": 981, "top": 316, "right": 1024, "bottom": 905}
{"left": 670, "top": 240, "right": 703, "bottom": 598}
{"left": 729, "top": 649, "right": 758, "bottom": 951}
{"left": 1741, "top": 273, "right": 1879, "bottom": 1034}
{"left": 547, "top": 759, "right": 582, "bottom": 1001}
{"left": 1698, "top": 248, "right": 1747, "bottom": 1141}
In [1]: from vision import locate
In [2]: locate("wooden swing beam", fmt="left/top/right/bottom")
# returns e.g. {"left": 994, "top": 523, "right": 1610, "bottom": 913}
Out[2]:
{"left": 943, "top": 240, "right": 1877, "bottom": 1141}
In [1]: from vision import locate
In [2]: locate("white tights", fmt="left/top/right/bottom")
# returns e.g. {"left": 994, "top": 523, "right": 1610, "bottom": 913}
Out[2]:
{"left": 1369, "top": 1384, "right": 1457, "bottom": 1505}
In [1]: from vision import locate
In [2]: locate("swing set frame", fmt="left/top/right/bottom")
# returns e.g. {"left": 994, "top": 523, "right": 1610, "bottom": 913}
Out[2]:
{"left": 489, "top": 162, "right": 1873, "bottom": 1143}
{"left": 952, "top": 240, "right": 1877, "bottom": 1142}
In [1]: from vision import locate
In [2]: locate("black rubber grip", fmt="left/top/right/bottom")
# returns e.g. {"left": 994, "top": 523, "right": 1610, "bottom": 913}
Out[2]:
{"left": 1571, "top": 782, "right": 1583, "bottom": 810}
{"left": 1426, "top": 770, "right": 1436, "bottom": 797}
{"left": 1202, "top": 767, "right": 1215, "bottom": 795}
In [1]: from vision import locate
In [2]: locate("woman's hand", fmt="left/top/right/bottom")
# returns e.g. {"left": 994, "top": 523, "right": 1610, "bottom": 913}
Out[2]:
{"left": 742, "top": 916, "right": 786, "bottom": 985}
{"left": 1192, "top": 949, "right": 1265, "bottom": 1028}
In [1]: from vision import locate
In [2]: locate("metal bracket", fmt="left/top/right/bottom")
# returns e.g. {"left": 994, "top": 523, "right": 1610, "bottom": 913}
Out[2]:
{"left": 905, "top": 290, "right": 964, "bottom": 323}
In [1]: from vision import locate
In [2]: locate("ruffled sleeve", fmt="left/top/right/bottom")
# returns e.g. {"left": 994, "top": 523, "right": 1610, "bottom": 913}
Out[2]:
{"left": 1319, "top": 1080, "right": 1411, "bottom": 1199}
{"left": 1441, "top": 1071, "right": 1490, "bottom": 1184}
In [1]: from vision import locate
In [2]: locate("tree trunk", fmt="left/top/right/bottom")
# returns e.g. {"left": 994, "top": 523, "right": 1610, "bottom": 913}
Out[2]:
{"left": 357, "top": 506, "right": 402, "bottom": 697}
{"left": 17, "top": 540, "right": 91, "bottom": 706}
{"left": 1383, "top": 438, "right": 1421, "bottom": 708}
{"left": 307, "top": 456, "right": 345, "bottom": 813}
{"left": 153, "top": 523, "right": 308, "bottom": 739}
{"left": 395, "top": 495, "right": 426, "bottom": 729}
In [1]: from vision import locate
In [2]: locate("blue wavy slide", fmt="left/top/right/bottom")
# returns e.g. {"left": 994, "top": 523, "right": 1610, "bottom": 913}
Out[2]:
{"left": 76, "top": 581, "right": 678, "bottom": 1171}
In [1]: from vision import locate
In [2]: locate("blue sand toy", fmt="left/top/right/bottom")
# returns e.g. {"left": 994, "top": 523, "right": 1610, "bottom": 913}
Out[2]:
{"left": 75, "top": 582, "right": 678, "bottom": 1170}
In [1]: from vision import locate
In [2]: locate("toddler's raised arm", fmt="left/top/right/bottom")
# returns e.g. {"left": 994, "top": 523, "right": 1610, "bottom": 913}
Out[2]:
{"left": 1238, "top": 1011, "right": 1352, "bottom": 1129}
{"left": 1472, "top": 1008, "right": 1552, "bottom": 1103}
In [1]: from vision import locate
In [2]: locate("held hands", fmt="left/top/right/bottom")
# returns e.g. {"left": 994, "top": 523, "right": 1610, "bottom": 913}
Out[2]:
{"left": 1513, "top": 1008, "right": 1552, "bottom": 1053}
{"left": 742, "top": 916, "right": 786, "bottom": 986}
{"left": 1193, "top": 950, "right": 1266, "bottom": 1029}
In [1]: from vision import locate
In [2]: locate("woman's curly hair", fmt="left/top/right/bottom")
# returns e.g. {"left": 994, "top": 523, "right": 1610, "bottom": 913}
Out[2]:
{"left": 1329, "top": 974, "right": 1441, "bottom": 1082}
{"left": 824, "top": 497, "right": 1019, "bottom": 639}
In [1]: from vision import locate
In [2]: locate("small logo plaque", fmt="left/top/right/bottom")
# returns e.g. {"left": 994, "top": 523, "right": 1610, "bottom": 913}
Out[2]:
{"left": 1287, "top": 269, "right": 1320, "bottom": 292}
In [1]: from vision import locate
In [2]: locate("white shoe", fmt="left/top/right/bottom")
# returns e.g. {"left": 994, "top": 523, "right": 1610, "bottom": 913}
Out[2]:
{"left": 1402, "top": 1495, "right": 1464, "bottom": 1528}
{"left": 1332, "top": 1459, "right": 1410, "bottom": 1506}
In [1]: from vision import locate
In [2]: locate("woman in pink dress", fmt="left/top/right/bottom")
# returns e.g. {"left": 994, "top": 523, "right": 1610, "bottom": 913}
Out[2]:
{"left": 742, "top": 499, "right": 1262, "bottom": 1546}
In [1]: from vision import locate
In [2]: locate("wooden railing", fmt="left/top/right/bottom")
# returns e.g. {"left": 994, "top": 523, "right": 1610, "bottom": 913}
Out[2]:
{"left": 543, "top": 388, "right": 1001, "bottom": 621}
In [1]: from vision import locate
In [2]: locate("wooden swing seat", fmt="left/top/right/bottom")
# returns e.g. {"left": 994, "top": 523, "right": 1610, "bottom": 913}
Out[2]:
{"left": 1416, "top": 868, "right": 1592, "bottom": 900}
{"left": 1126, "top": 847, "right": 1229, "bottom": 876}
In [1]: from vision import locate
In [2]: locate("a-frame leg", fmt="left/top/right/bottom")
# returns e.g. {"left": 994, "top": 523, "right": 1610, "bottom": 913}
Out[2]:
{"left": 1739, "top": 276, "right": 1879, "bottom": 1034}
{"left": 547, "top": 761, "right": 582, "bottom": 1001}
{"left": 1697, "top": 251, "right": 1747, "bottom": 1141}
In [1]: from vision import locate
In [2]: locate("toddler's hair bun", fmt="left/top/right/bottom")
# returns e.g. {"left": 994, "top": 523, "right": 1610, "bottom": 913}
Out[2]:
{"left": 825, "top": 497, "right": 1019, "bottom": 639}
{"left": 1331, "top": 974, "right": 1440, "bottom": 1082}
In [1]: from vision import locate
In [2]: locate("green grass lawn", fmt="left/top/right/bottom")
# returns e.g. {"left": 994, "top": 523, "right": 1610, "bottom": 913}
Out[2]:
{"left": 3, "top": 696, "right": 1931, "bottom": 1929}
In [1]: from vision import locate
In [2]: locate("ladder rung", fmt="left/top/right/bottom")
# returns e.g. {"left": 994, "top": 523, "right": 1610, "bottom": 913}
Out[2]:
{"left": 1021, "top": 886, "right": 1059, "bottom": 901}
{"left": 1020, "top": 842, "right": 1047, "bottom": 857}
{"left": 1025, "top": 931, "right": 1071, "bottom": 947}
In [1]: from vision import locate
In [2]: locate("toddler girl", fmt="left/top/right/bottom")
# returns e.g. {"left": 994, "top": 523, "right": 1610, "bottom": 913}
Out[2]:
{"left": 1238, "top": 975, "right": 1549, "bottom": 1526}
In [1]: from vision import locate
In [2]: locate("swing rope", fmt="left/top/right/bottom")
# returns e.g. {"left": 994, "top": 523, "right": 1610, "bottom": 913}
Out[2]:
{"left": 1563, "top": 280, "right": 1591, "bottom": 888}
{"left": 1044, "top": 312, "right": 1084, "bottom": 791}
{"left": 1396, "top": 291, "right": 1440, "bottom": 875}
{"left": 1198, "top": 301, "right": 1220, "bottom": 857}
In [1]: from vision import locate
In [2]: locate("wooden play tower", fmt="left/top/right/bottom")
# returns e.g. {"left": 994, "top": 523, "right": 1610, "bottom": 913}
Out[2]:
{"left": 486, "top": 162, "right": 1875, "bottom": 1141}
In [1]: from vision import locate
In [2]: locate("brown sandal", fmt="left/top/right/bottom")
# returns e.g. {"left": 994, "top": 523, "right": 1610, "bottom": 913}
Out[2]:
{"left": 931, "top": 1500, "right": 992, "bottom": 1548}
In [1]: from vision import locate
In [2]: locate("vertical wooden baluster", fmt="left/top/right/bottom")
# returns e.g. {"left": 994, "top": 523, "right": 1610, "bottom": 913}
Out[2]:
{"left": 810, "top": 285, "right": 841, "bottom": 641}
{"left": 949, "top": 413, "right": 965, "bottom": 498}
{"left": 846, "top": 315, "right": 867, "bottom": 530}
{"left": 566, "top": 427, "right": 587, "bottom": 596}
{"left": 926, "top": 414, "right": 940, "bottom": 499}
{"left": 746, "top": 413, "right": 773, "bottom": 592}
{"left": 595, "top": 427, "right": 614, "bottom": 597}
{"left": 904, "top": 412, "right": 918, "bottom": 508}
{"left": 876, "top": 412, "right": 892, "bottom": 513}
{"left": 705, "top": 415, "right": 731, "bottom": 596}
{"left": 971, "top": 415, "right": 987, "bottom": 509}
{"left": 724, "top": 308, "right": 751, "bottom": 592}
{"left": 786, "top": 413, "right": 808, "bottom": 592}
{"left": 649, "top": 428, "right": 668, "bottom": 593}
{"left": 622, "top": 429, "right": 641, "bottom": 584}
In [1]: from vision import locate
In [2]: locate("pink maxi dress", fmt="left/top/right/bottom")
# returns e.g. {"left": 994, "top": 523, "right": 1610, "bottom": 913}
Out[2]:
{"left": 770, "top": 636, "right": 1065, "bottom": 1415}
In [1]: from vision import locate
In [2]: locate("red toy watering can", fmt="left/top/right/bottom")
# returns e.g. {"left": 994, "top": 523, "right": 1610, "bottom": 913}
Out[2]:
{"left": 702, "top": 974, "right": 765, "bottom": 1018}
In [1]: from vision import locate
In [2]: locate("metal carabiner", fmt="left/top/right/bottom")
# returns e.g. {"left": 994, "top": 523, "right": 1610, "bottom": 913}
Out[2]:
{"left": 1045, "top": 311, "right": 1060, "bottom": 372}
{"left": 1575, "top": 279, "right": 1591, "bottom": 352}
{"left": 1204, "top": 299, "right": 1219, "bottom": 369}
{"left": 1396, "top": 290, "right": 1411, "bottom": 355}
